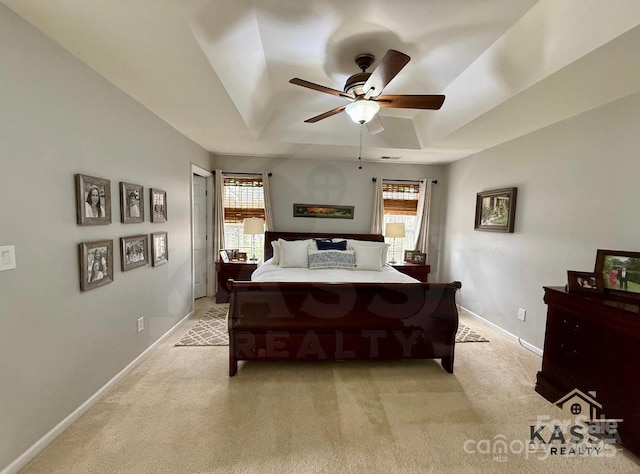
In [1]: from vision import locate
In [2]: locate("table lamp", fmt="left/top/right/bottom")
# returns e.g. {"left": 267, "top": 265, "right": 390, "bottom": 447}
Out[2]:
{"left": 243, "top": 217, "right": 265, "bottom": 262}
{"left": 384, "top": 222, "right": 405, "bottom": 264}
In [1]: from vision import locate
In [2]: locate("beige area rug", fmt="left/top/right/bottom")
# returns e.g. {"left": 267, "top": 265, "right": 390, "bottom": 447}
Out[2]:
{"left": 175, "top": 306, "right": 229, "bottom": 346}
{"left": 175, "top": 306, "right": 488, "bottom": 346}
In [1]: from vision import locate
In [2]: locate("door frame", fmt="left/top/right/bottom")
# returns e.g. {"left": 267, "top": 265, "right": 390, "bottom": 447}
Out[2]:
{"left": 191, "top": 164, "right": 214, "bottom": 299}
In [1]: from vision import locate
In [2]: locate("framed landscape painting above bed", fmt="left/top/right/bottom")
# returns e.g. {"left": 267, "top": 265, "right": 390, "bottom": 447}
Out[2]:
{"left": 293, "top": 204, "right": 354, "bottom": 219}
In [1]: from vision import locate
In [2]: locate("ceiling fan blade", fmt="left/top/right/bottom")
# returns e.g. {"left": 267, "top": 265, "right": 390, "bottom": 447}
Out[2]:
{"left": 304, "top": 105, "right": 347, "bottom": 123}
{"left": 362, "top": 49, "right": 410, "bottom": 98}
{"left": 290, "top": 78, "right": 354, "bottom": 99}
{"left": 366, "top": 114, "right": 384, "bottom": 135}
{"left": 376, "top": 94, "right": 445, "bottom": 110}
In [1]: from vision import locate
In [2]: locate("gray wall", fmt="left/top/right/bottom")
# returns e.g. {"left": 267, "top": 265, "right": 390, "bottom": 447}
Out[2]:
{"left": 211, "top": 156, "right": 448, "bottom": 279}
{"left": 0, "top": 6, "right": 211, "bottom": 470}
{"left": 442, "top": 92, "right": 640, "bottom": 350}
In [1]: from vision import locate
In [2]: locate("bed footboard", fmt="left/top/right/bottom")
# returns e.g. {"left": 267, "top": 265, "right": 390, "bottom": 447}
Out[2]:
{"left": 228, "top": 281, "right": 461, "bottom": 376}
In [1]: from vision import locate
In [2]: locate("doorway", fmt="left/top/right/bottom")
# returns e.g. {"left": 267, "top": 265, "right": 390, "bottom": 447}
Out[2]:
{"left": 191, "top": 166, "right": 213, "bottom": 299}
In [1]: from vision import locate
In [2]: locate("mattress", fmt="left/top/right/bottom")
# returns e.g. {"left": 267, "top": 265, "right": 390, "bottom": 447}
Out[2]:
{"left": 251, "top": 259, "right": 419, "bottom": 284}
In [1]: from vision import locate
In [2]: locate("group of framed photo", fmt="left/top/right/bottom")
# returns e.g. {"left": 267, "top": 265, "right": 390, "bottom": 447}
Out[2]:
{"left": 567, "top": 249, "right": 640, "bottom": 301}
{"left": 75, "top": 173, "right": 169, "bottom": 292}
{"left": 75, "top": 174, "right": 167, "bottom": 225}
{"left": 79, "top": 233, "right": 168, "bottom": 292}
{"left": 404, "top": 250, "right": 426, "bottom": 264}
{"left": 220, "top": 249, "right": 247, "bottom": 263}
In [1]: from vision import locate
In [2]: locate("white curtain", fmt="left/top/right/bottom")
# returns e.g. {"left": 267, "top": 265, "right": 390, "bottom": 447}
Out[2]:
{"left": 370, "top": 178, "right": 384, "bottom": 234}
{"left": 414, "top": 179, "right": 433, "bottom": 258}
{"left": 262, "top": 172, "right": 274, "bottom": 231}
{"left": 213, "top": 169, "right": 225, "bottom": 262}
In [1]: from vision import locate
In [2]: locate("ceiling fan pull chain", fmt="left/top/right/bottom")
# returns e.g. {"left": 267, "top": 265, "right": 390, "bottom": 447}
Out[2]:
{"left": 358, "top": 123, "right": 364, "bottom": 170}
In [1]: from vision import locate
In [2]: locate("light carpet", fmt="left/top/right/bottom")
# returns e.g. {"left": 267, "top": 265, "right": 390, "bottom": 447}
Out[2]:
{"left": 175, "top": 306, "right": 489, "bottom": 346}
{"left": 21, "top": 297, "right": 640, "bottom": 474}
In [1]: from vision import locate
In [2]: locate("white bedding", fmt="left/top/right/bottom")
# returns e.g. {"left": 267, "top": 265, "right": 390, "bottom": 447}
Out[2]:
{"left": 252, "top": 259, "right": 419, "bottom": 283}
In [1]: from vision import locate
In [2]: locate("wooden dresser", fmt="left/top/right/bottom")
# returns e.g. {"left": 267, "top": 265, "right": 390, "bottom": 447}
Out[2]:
{"left": 536, "top": 286, "right": 640, "bottom": 457}
{"left": 390, "top": 263, "right": 430, "bottom": 282}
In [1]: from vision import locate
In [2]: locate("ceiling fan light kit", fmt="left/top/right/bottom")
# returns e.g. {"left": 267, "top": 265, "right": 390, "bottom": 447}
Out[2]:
{"left": 345, "top": 100, "right": 380, "bottom": 124}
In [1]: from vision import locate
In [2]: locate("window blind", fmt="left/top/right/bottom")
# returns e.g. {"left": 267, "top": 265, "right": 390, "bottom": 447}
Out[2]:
{"left": 223, "top": 177, "right": 265, "bottom": 223}
{"left": 383, "top": 182, "right": 419, "bottom": 215}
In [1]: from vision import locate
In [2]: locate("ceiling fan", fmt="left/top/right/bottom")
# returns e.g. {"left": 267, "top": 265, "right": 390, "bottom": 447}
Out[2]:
{"left": 289, "top": 49, "right": 445, "bottom": 134}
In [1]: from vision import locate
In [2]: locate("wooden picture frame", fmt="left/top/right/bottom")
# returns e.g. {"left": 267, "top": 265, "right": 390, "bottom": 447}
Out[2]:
{"left": 150, "top": 188, "right": 167, "bottom": 223}
{"left": 567, "top": 270, "right": 603, "bottom": 294}
{"left": 76, "top": 174, "right": 111, "bottom": 225}
{"left": 120, "top": 182, "right": 144, "bottom": 223}
{"left": 412, "top": 252, "right": 426, "bottom": 264}
{"left": 151, "top": 232, "right": 168, "bottom": 266}
{"left": 474, "top": 187, "right": 517, "bottom": 233}
{"left": 594, "top": 249, "right": 640, "bottom": 299}
{"left": 79, "top": 240, "right": 113, "bottom": 291}
{"left": 120, "top": 235, "right": 149, "bottom": 271}
{"left": 293, "top": 204, "right": 354, "bottom": 219}
{"left": 404, "top": 250, "right": 414, "bottom": 263}
{"left": 237, "top": 252, "right": 247, "bottom": 262}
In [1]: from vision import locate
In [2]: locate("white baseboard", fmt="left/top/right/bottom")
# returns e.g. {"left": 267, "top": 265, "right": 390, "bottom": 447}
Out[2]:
{"left": 1, "top": 310, "right": 194, "bottom": 474}
{"left": 458, "top": 305, "right": 543, "bottom": 357}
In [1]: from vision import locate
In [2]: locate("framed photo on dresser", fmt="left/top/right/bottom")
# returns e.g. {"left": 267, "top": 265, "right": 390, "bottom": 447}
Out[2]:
{"left": 404, "top": 250, "right": 414, "bottom": 263}
{"left": 594, "top": 249, "right": 640, "bottom": 299}
{"left": 566, "top": 271, "right": 603, "bottom": 294}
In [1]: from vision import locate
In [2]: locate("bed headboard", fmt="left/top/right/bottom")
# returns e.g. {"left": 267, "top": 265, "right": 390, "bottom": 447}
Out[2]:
{"left": 264, "top": 231, "right": 384, "bottom": 260}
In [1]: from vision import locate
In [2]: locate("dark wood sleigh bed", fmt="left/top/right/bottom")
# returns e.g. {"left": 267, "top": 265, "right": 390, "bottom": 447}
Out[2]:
{"left": 228, "top": 231, "right": 461, "bottom": 376}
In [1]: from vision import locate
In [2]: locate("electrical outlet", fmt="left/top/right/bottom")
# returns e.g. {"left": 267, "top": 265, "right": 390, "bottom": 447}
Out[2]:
{"left": 137, "top": 317, "right": 144, "bottom": 332}
{"left": 518, "top": 308, "right": 526, "bottom": 321}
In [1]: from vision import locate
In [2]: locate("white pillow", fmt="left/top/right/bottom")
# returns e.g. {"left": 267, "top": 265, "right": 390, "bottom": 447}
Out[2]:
{"left": 346, "top": 240, "right": 389, "bottom": 266}
{"left": 271, "top": 240, "right": 280, "bottom": 265}
{"left": 279, "top": 239, "right": 312, "bottom": 268}
{"left": 352, "top": 245, "right": 384, "bottom": 271}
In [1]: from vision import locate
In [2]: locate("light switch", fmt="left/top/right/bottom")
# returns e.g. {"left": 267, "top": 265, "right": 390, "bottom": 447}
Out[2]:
{"left": 0, "top": 245, "right": 16, "bottom": 271}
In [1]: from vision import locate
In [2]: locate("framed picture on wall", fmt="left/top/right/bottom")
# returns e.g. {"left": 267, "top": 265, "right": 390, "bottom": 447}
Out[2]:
{"left": 293, "top": 204, "right": 354, "bottom": 219}
{"left": 474, "top": 187, "right": 517, "bottom": 233}
{"left": 120, "top": 182, "right": 144, "bottom": 224}
{"left": 120, "top": 235, "right": 149, "bottom": 271}
{"left": 76, "top": 174, "right": 111, "bottom": 225}
{"left": 79, "top": 240, "right": 114, "bottom": 291}
{"left": 151, "top": 232, "right": 168, "bottom": 266}
{"left": 150, "top": 188, "right": 167, "bottom": 223}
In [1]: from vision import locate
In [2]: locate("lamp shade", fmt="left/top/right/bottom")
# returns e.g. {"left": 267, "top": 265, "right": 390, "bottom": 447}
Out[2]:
{"left": 345, "top": 100, "right": 380, "bottom": 124}
{"left": 384, "top": 222, "right": 405, "bottom": 238}
{"left": 243, "top": 217, "right": 264, "bottom": 235}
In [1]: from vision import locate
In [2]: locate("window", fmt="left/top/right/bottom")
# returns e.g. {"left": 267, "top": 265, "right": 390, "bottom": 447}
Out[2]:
{"left": 383, "top": 181, "right": 420, "bottom": 262}
{"left": 223, "top": 176, "right": 265, "bottom": 261}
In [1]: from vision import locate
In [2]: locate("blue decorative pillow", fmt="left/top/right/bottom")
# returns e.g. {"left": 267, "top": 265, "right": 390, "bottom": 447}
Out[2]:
{"left": 308, "top": 250, "right": 355, "bottom": 269}
{"left": 315, "top": 239, "right": 348, "bottom": 250}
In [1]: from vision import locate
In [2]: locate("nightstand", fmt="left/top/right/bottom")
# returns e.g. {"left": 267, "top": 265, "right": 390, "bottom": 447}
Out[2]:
{"left": 390, "top": 262, "right": 430, "bottom": 282}
{"left": 215, "top": 260, "right": 258, "bottom": 303}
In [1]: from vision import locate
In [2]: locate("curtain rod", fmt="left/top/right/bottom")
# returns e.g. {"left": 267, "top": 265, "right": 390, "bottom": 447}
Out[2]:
{"left": 371, "top": 178, "right": 437, "bottom": 184}
{"left": 213, "top": 171, "right": 272, "bottom": 177}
